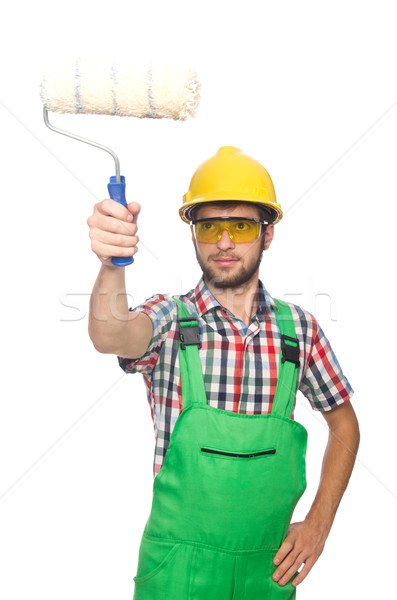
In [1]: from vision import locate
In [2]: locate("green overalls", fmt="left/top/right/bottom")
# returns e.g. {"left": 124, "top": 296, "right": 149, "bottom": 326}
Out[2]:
{"left": 133, "top": 298, "right": 308, "bottom": 599}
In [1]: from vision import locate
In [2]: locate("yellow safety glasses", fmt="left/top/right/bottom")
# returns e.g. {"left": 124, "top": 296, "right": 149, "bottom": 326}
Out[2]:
{"left": 192, "top": 217, "right": 267, "bottom": 244}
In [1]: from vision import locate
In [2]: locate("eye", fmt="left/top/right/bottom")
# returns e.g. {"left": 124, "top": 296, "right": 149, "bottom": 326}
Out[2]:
{"left": 235, "top": 221, "right": 251, "bottom": 231}
{"left": 202, "top": 222, "right": 215, "bottom": 231}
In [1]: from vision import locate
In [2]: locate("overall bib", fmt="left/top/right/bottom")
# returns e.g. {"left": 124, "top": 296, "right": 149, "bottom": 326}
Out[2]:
{"left": 133, "top": 298, "right": 308, "bottom": 599}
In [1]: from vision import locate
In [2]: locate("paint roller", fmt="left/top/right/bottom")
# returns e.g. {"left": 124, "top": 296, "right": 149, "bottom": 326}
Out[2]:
{"left": 40, "top": 57, "right": 200, "bottom": 266}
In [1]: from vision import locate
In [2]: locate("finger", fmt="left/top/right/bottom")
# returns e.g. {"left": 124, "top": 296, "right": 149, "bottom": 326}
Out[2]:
{"left": 91, "top": 239, "right": 138, "bottom": 259}
{"left": 272, "top": 551, "right": 299, "bottom": 583}
{"left": 89, "top": 213, "right": 138, "bottom": 236}
{"left": 90, "top": 228, "right": 139, "bottom": 249}
{"left": 97, "top": 198, "right": 133, "bottom": 221}
{"left": 273, "top": 539, "right": 293, "bottom": 566}
{"left": 291, "top": 557, "right": 316, "bottom": 587}
{"left": 274, "top": 555, "right": 304, "bottom": 587}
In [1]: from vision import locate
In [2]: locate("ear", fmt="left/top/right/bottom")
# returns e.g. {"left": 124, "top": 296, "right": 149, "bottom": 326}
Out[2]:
{"left": 263, "top": 224, "right": 275, "bottom": 251}
{"left": 190, "top": 224, "right": 195, "bottom": 243}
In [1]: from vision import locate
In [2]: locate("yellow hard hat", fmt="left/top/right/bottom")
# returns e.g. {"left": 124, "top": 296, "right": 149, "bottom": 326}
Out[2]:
{"left": 179, "top": 146, "right": 283, "bottom": 224}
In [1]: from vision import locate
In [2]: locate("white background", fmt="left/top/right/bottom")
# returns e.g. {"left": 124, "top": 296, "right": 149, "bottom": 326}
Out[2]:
{"left": 1, "top": 1, "right": 396, "bottom": 598}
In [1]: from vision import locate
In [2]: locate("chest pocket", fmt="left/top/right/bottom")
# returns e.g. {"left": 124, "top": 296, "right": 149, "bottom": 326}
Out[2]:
{"left": 200, "top": 447, "right": 276, "bottom": 459}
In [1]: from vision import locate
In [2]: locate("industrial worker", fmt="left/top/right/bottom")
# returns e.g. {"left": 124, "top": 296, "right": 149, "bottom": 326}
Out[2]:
{"left": 87, "top": 146, "right": 360, "bottom": 599}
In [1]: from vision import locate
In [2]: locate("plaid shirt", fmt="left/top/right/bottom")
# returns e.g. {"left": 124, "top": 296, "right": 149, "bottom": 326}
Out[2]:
{"left": 118, "top": 276, "right": 354, "bottom": 478}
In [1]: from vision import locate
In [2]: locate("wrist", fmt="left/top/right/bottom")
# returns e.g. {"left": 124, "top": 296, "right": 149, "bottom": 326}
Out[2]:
{"left": 304, "top": 506, "right": 335, "bottom": 536}
{"left": 100, "top": 259, "right": 123, "bottom": 270}
{"left": 98, "top": 262, "right": 127, "bottom": 283}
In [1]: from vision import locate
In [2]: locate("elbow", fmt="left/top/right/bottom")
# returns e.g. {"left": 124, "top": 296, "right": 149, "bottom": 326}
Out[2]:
{"left": 349, "top": 406, "right": 361, "bottom": 447}
{"left": 88, "top": 331, "right": 117, "bottom": 355}
{"left": 355, "top": 421, "right": 361, "bottom": 449}
{"left": 92, "top": 341, "right": 112, "bottom": 354}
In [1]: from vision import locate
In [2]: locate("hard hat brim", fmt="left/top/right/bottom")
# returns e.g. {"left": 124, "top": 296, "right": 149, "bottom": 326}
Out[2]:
{"left": 179, "top": 197, "right": 283, "bottom": 224}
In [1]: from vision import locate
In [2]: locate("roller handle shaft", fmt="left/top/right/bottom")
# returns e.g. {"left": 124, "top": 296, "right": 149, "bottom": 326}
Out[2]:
{"left": 107, "top": 176, "right": 134, "bottom": 267}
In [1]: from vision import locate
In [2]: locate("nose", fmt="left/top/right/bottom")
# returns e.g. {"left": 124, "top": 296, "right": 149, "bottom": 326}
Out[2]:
{"left": 216, "top": 228, "right": 235, "bottom": 250}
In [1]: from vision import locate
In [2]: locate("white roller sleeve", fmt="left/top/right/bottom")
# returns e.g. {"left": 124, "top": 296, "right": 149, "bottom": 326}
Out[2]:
{"left": 41, "top": 58, "right": 200, "bottom": 120}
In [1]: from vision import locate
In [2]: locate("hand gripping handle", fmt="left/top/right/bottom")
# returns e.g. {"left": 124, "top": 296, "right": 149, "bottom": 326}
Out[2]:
{"left": 107, "top": 176, "right": 134, "bottom": 267}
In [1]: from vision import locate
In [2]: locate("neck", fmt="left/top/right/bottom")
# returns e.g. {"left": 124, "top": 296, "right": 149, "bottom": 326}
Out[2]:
{"left": 204, "top": 272, "right": 261, "bottom": 327}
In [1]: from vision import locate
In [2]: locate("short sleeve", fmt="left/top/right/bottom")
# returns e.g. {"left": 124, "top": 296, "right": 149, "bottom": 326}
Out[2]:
{"left": 117, "top": 294, "right": 177, "bottom": 376}
{"left": 299, "top": 316, "right": 354, "bottom": 411}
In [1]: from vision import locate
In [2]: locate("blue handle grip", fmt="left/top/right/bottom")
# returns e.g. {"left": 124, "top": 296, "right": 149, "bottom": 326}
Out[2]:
{"left": 107, "top": 175, "right": 134, "bottom": 267}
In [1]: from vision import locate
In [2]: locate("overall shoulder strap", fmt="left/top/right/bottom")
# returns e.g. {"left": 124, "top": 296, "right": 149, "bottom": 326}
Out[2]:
{"left": 271, "top": 299, "right": 300, "bottom": 419}
{"left": 173, "top": 297, "right": 207, "bottom": 409}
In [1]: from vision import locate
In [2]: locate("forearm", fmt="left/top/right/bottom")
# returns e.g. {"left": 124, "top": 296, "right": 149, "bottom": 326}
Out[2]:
{"left": 305, "top": 414, "right": 360, "bottom": 534}
{"left": 88, "top": 264, "right": 130, "bottom": 353}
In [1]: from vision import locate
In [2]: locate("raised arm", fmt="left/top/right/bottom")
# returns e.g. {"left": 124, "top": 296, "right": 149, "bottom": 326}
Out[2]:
{"left": 87, "top": 199, "right": 153, "bottom": 359}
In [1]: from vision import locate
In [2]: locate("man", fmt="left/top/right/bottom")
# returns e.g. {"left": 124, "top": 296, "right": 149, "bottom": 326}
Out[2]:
{"left": 87, "top": 146, "right": 360, "bottom": 599}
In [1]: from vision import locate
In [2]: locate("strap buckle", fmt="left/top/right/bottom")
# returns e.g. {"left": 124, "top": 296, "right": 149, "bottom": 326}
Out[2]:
{"left": 281, "top": 334, "right": 300, "bottom": 367}
{"left": 178, "top": 318, "right": 202, "bottom": 350}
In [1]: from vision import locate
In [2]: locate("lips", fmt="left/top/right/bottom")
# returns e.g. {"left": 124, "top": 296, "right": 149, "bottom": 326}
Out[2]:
{"left": 213, "top": 257, "right": 239, "bottom": 267}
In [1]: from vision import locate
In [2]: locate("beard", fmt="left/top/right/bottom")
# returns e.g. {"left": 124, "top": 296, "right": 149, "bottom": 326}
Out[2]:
{"left": 194, "top": 241, "right": 264, "bottom": 290}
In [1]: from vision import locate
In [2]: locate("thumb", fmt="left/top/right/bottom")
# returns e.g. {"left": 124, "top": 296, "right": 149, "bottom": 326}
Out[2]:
{"left": 127, "top": 201, "right": 141, "bottom": 223}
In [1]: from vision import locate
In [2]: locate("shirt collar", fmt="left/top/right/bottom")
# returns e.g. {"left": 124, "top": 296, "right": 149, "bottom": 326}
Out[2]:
{"left": 193, "top": 275, "right": 278, "bottom": 319}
